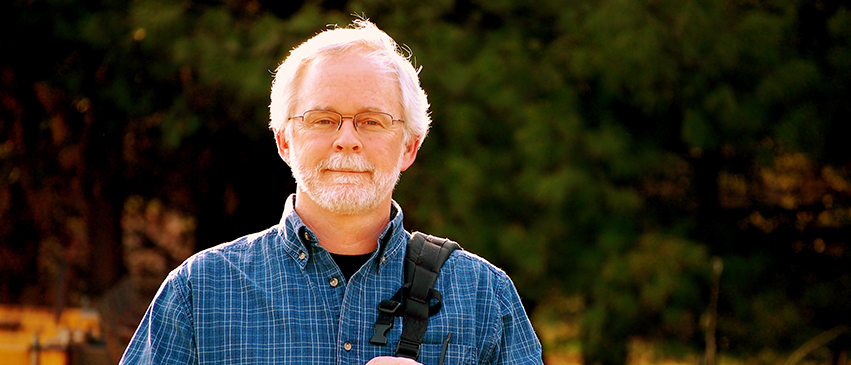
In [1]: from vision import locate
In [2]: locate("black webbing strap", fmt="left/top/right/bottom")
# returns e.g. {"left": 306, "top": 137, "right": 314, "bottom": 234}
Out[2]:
{"left": 368, "top": 232, "right": 460, "bottom": 361}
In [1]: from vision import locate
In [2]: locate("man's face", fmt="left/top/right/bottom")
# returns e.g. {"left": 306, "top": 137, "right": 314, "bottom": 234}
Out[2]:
{"left": 277, "top": 51, "right": 418, "bottom": 215}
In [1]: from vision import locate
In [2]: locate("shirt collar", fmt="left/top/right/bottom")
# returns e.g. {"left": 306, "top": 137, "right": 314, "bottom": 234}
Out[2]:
{"left": 277, "top": 194, "right": 408, "bottom": 270}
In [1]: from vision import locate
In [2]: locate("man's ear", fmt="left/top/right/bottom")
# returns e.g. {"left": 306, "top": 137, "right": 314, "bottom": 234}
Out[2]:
{"left": 275, "top": 131, "right": 291, "bottom": 165}
{"left": 399, "top": 138, "right": 421, "bottom": 172}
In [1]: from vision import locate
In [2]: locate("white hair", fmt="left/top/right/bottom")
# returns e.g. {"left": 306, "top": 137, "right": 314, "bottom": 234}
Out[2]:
{"left": 269, "top": 19, "right": 430, "bottom": 147}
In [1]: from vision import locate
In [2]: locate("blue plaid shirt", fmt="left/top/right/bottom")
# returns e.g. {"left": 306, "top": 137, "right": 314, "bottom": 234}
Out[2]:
{"left": 120, "top": 196, "right": 543, "bottom": 364}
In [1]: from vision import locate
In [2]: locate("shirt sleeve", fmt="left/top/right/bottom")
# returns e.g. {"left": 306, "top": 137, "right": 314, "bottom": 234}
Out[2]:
{"left": 119, "top": 268, "right": 198, "bottom": 365}
{"left": 494, "top": 275, "right": 544, "bottom": 365}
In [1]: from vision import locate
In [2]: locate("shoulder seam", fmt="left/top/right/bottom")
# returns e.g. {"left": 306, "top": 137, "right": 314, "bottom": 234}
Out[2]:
{"left": 450, "top": 250, "right": 509, "bottom": 278}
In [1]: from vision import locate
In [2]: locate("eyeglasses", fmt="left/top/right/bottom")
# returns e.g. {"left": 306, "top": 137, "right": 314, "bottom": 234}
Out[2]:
{"left": 289, "top": 110, "right": 404, "bottom": 135}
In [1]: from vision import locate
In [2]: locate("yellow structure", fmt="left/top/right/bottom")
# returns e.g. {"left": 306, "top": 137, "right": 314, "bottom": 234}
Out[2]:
{"left": 0, "top": 305, "right": 102, "bottom": 365}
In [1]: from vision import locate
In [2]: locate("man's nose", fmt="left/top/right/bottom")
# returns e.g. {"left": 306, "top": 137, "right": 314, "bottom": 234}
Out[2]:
{"left": 334, "top": 117, "right": 362, "bottom": 152}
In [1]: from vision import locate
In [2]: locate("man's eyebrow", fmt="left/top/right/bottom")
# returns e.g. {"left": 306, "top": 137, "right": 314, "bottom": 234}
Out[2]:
{"left": 305, "top": 106, "right": 387, "bottom": 113}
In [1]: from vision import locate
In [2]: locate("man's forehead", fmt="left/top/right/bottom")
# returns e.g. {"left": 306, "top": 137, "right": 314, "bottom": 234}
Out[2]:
{"left": 296, "top": 54, "right": 402, "bottom": 115}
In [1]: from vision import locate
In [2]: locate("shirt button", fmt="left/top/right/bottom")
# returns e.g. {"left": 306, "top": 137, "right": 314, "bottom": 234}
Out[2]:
{"left": 303, "top": 231, "right": 311, "bottom": 241}
{"left": 329, "top": 277, "right": 339, "bottom": 287}
{"left": 343, "top": 341, "right": 352, "bottom": 351}
{"left": 381, "top": 256, "right": 386, "bottom": 264}
{"left": 298, "top": 252, "right": 306, "bottom": 260}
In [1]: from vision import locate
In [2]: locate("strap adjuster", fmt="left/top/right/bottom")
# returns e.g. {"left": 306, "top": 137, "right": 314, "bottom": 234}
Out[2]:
{"left": 378, "top": 299, "right": 402, "bottom": 315}
{"left": 395, "top": 338, "right": 421, "bottom": 359}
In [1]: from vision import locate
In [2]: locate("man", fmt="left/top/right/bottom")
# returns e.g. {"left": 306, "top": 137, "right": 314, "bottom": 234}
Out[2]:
{"left": 120, "top": 19, "right": 543, "bottom": 364}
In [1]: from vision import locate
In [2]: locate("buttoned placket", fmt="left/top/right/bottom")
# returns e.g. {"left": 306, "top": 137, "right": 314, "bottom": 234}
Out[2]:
{"left": 297, "top": 225, "right": 361, "bottom": 362}
{"left": 281, "top": 200, "right": 408, "bottom": 363}
{"left": 334, "top": 244, "right": 373, "bottom": 363}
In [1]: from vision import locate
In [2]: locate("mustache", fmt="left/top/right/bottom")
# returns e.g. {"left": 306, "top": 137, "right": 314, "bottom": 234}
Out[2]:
{"left": 316, "top": 154, "right": 375, "bottom": 172}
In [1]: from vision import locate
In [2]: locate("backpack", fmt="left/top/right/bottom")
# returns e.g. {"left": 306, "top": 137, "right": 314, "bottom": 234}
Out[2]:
{"left": 369, "top": 232, "right": 461, "bottom": 360}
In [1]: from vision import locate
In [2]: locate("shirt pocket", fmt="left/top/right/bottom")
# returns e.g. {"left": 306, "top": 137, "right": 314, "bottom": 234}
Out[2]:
{"left": 416, "top": 342, "right": 477, "bottom": 365}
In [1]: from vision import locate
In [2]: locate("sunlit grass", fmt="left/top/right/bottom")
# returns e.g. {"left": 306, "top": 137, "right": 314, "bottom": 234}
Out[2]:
{"left": 530, "top": 295, "right": 837, "bottom": 365}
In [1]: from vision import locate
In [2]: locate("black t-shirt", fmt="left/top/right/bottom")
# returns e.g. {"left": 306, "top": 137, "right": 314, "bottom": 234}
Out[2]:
{"left": 330, "top": 252, "right": 373, "bottom": 281}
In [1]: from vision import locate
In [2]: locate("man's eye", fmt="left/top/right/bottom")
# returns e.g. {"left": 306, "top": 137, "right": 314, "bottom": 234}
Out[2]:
{"left": 313, "top": 118, "right": 337, "bottom": 125}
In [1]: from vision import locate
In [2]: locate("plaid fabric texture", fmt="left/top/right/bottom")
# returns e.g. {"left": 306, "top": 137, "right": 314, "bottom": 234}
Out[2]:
{"left": 120, "top": 196, "right": 543, "bottom": 365}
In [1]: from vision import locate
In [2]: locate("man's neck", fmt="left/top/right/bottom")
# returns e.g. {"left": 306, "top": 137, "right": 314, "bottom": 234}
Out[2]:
{"left": 293, "top": 191, "right": 393, "bottom": 255}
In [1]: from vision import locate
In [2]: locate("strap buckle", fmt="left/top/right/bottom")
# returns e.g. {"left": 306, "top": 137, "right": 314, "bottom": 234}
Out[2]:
{"left": 370, "top": 299, "right": 403, "bottom": 346}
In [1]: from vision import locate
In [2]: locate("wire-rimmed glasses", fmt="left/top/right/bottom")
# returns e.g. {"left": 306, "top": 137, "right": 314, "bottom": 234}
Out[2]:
{"left": 289, "top": 110, "right": 404, "bottom": 135}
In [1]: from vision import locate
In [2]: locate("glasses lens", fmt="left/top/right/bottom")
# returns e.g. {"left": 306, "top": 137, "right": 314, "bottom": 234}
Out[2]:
{"left": 303, "top": 111, "right": 341, "bottom": 133}
{"left": 354, "top": 112, "right": 393, "bottom": 133}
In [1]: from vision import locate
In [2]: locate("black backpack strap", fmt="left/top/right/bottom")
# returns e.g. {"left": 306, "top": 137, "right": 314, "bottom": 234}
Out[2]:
{"left": 396, "top": 232, "right": 460, "bottom": 359}
{"left": 368, "top": 232, "right": 460, "bottom": 360}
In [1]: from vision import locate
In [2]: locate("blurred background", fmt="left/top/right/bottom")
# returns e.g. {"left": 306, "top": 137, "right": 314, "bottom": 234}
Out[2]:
{"left": 1, "top": 0, "right": 850, "bottom": 364}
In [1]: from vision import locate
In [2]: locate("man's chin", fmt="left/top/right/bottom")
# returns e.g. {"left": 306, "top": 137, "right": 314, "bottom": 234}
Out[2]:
{"left": 296, "top": 173, "right": 397, "bottom": 214}
{"left": 327, "top": 175, "right": 372, "bottom": 186}
{"left": 320, "top": 199, "right": 379, "bottom": 215}
{"left": 307, "top": 187, "right": 379, "bottom": 215}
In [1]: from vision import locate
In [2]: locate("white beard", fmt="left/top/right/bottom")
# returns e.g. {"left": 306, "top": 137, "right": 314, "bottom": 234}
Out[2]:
{"left": 290, "top": 152, "right": 402, "bottom": 215}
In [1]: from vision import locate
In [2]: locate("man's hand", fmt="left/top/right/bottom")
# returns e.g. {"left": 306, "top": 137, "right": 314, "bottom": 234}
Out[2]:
{"left": 365, "top": 356, "right": 423, "bottom": 365}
